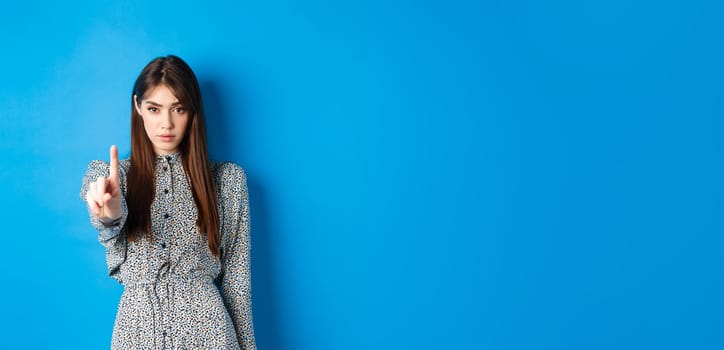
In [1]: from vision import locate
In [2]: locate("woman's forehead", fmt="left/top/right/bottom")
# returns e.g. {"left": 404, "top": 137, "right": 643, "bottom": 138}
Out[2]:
{"left": 141, "top": 84, "right": 182, "bottom": 105}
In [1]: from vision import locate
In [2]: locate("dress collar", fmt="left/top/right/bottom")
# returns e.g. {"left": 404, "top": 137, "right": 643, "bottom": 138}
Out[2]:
{"left": 155, "top": 152, "right": 182, "bottom": 163}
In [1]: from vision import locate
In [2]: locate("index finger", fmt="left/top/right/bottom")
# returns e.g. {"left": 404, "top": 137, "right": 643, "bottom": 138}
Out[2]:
{"left": 109, "top": 145, "right": 119, "bottom": 180}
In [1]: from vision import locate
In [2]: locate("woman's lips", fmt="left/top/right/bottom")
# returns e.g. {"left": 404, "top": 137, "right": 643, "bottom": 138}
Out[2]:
{"left": 158, "top": 135, "right": 175, "bottom": 142}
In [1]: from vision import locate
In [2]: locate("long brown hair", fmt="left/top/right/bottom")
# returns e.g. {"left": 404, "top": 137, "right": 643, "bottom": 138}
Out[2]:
{"left": 125, "top": 55, "right": 220, "bottom": 256}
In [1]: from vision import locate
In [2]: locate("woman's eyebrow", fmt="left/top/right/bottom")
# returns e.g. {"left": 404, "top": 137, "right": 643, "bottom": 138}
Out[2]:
{"left": 144, "top": 100, "right": 182, "bottom": 107}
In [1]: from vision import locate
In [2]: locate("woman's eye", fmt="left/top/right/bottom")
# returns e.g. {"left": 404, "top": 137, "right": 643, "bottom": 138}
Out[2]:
{"left": 147, "top": 107, "right": 158, "bottom": 112}
{"left": 174, "top": 107, "right": 186, "bottom": 113}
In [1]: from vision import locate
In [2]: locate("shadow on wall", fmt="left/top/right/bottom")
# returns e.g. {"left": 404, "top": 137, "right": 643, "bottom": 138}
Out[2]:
{"left": 202, "top": 80, "right": 285, "bottom": 350}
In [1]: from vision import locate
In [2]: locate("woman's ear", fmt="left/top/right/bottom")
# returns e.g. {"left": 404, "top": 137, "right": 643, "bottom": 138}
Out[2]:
{"left": 133, "top": 94, "right": 143, "bottom": 115}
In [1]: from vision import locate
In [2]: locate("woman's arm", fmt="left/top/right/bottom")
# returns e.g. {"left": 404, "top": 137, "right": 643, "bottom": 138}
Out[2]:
{"left": 80, "top": 154, "right": 128, "bottom": 283}
{"left": 217, "top": 164, "right": 257, "bottom": 350}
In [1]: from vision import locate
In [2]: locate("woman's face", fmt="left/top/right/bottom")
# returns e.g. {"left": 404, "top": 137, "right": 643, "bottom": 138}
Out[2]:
{"left": 134, "top": 84, "right": 190, "bottom": 155}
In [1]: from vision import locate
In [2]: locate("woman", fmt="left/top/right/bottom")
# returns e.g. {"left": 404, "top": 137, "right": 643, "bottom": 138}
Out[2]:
{"left": 80, "top": 55, "right": 256, "bottom": 350}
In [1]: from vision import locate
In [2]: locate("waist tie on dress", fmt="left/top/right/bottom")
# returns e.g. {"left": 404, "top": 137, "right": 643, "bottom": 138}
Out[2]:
{"left": 123, "top": 273, "right": 215, "bottom": 288}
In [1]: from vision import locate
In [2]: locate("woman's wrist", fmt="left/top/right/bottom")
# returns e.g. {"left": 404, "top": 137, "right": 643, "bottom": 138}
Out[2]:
{"left": 99, "top": 215, "right": 121, "bottom": 227}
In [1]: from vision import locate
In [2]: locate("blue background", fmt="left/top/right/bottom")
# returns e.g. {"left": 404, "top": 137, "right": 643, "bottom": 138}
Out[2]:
{"left": 1, "top": 0, "right": 723, "bottom": 349}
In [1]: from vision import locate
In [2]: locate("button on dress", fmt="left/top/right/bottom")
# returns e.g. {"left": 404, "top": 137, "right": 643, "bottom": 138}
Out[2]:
{"left": 80, "top": 152, "right": 256, "bottom": 350}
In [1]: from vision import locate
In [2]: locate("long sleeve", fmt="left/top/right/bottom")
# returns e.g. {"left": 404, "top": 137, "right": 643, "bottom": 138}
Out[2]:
{"left": 80, "top": 159, "right": 129, "bottom": 284}
{"left": 216, "top": 164, "right": 257, "bottom": 350}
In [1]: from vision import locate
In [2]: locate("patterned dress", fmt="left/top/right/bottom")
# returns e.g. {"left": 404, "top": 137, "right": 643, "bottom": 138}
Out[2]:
{"left": 80, "top": 152, "right": 256, "bottom": 350}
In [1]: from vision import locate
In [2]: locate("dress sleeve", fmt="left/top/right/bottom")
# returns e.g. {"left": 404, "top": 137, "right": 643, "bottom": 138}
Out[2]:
{"left": 80, "top": 160, "right": 128, "bottom": 284}
{"left": 217, "top": 164, "right": 257, "bottom": 350}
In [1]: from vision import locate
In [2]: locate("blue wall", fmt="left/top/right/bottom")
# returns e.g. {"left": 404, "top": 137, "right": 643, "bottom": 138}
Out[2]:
{"left": 1, "top": 1, "right": 723, "bottom": 349}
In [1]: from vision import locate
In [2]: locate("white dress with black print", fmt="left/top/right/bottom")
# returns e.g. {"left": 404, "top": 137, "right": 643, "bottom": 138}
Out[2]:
{"left": 80, "top": 152, "right": 256, "bottom": 350}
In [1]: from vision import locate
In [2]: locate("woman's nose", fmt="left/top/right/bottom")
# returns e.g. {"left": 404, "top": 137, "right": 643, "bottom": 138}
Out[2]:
{"left": 161, "top": 111, "right": 174, "bottom": 129}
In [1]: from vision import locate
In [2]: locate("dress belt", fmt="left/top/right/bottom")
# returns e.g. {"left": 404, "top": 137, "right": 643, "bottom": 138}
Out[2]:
{"left": 123, "top": 273, "right": 215, "bottom": 288}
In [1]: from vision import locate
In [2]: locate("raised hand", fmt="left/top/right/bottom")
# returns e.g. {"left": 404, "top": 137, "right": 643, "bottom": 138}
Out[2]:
{"left": 86, "top": 145, "right": 122, "bottom": 221}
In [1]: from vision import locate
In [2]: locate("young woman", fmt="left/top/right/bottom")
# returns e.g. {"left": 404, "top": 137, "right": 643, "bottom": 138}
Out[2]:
{"left": 80, "top": 55, "right": 256, "bottom": 350}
